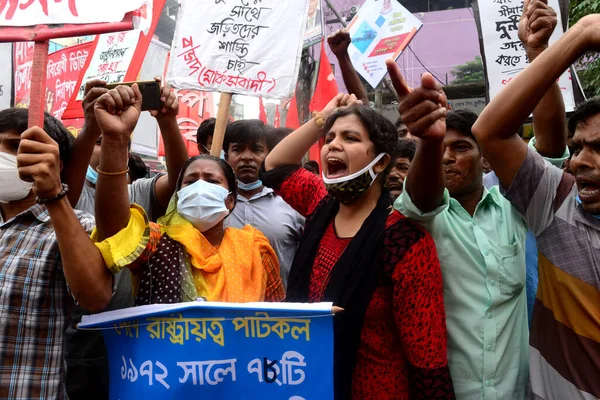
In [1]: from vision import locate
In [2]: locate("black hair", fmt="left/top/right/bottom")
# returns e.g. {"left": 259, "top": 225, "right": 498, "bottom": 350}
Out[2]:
{"left": 273, "top": 127, "right": 293, "bottom": 146}
{"left": 128, "top": 154, "right": 148, "bottom": 183}
{"left": 223, "top": 119, "right": 277, "bottom": 153}
{"left": 323, "top": 105, "right": 399, "bottom": 166}
{"left": 175, "top": 155, "right": 238, "bottom": 208}
{"left": 0, "top": 108, "right": 74, "bottom": 166}
{"left": 446, "top": 109, "right": 479, "bottom": 146}
{"left": 303, "top": 160, "right": 320, "bottom": 174}
{"left": 568, "top": 97, "right": 600, "bottom": 136}
{"left": 196, "top": 118, "right": 216, "bottom": 151}
{"left": 397, "top": 138, "right": 416, "bottom": 161}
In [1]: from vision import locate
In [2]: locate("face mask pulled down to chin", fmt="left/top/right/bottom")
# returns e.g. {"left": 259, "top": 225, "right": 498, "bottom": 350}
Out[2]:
{"left": 0, "top": 153, "right": 33, "bottom": 204}
{"left": 322, "top": 153, "right": 387, "bottom": 205}
{"left": 176, "top": 179, "right": 231, "bottom": 232}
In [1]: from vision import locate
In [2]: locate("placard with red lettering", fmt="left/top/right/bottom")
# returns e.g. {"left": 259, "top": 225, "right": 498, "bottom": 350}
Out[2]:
{"left": 13, "top": 42, "right": 91, "bottom": 119}
{"left": 167, "top": 0, "right": 310, "bottom": 99}
{"left": 478, "top": 0, "right": 575, "bottom": 112}
{"left": 0, "top": 0, "right": 148, "bottom": 26}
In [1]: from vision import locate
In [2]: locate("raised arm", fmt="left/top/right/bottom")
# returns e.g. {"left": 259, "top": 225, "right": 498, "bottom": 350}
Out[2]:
{"left": 328, "top": 30, "right": 369, "bottom": 103}
{"left": 17, "top": 127, "right": 111, "bottom": 312}
{"left": 519, "top": 0, "right": 567, "bottom": 157}
{"left": 61, "top": 79, "right": 108, "bottom": 206}
{"left": 94, "top": 85, "right": 142, "bottom": 241}
{"left": 386, "top": 60, "right": 448, "bottom": 212}
{"left": 472, "top": 14, "right": 599, "bottom": 189}
{"left": 149, "top": 78, "right": 188, "bottom": 211}
{"left": 264, "top": 93, "right": 359, "bottom": 171}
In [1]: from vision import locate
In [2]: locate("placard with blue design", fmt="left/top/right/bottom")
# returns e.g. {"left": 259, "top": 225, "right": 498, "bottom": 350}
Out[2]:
{"left": 79, "top": 301, "right": 334, "bottom": 399}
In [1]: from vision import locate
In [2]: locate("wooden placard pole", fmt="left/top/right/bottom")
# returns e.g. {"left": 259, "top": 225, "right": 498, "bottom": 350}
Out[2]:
{"left": 210, "top": 92, "right": 233, "bottom": 157}
{"left": 28, "top": 40, "right": 50, "bottom": 128}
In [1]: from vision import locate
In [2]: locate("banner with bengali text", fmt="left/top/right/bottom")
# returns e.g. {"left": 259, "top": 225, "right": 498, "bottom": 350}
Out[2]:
{"left": 13, "top": 41, "right": 91, "bottom": 120}
{"left": 477, "top": 0, "right": 575, "bottom": 112}
{"left": 0, "top": 0, "right": 148, "bottom": 26}
{"left": 167, "top": 0, "right": 310, "bottom": 99}
{"left": 80, "top": 302, "right": 334, "bottom": 399}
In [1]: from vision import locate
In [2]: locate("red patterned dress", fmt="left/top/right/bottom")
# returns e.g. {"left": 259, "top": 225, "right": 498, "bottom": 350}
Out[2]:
{"left": 277, "top": 168, "right": 454, "bottom": 399}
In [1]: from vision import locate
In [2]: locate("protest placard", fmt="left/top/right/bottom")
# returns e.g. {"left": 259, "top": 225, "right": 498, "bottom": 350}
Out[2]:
{"left": 167, "top": 0, "right": 309, "bottom": 99}
{"left": 79, "top": 302, "right": 334, "bottom": 399}
{"left": 0, "top": 0, "right": 148, "bottom": 26}
{"left": 346, "top": 0, "right": 422, "bottom": 89}
{"left": 14, "top": 42, "right": 91, "bottom": 120}
{"left": 477, "top": 0, "right": 575, "bottom": 112}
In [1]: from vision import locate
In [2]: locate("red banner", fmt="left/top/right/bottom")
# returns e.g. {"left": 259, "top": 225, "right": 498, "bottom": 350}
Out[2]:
{"left": 13, "top": 41, "right": 91, "bottom": 135}
{"left": 62, "top": 0, "right": 166, "bottom": 120}
{"left": 158, "top": 89, "right": 215, "bottom": 157}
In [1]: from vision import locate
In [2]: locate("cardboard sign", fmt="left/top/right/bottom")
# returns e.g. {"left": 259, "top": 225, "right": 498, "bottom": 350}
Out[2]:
{"left": 79, "top": 302, "right": 334, "bottom": 399}
{"left": 167, "top": 0, "right": 309, "bottom": 99}
{"left": 478, "top": 0, "right": 575, "bottom": 111}
{"left": 347, "top": 0, "right": 422, "bottom": 88}
{"left": 0, "top": 0, "right": 148, "bottom": 26}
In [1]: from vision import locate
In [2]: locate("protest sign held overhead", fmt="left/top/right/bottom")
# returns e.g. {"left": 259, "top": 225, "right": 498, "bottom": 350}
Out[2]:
{"left": 477, "top": 0, "right": 575, "bottom": 112}
{"left": 347, "top": 0, "right": 422, "bottom": 88}
{"left": 0, "top": 0, "right": 149, "bottom": 26}
{"left": 79, "top": 302, "right": 334, "bottom": 399}
{"left": 167, "top": 0, "right": 310, "bottom": 99}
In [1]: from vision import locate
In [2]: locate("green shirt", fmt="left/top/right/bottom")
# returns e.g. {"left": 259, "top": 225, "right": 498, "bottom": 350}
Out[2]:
{"left": 396, "top": 185, "right": 529, "bottom": 400}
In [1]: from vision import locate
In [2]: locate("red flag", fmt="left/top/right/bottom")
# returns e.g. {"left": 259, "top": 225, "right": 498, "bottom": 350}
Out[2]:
{"left": 259, "top": 97, "right": 268, "bottom": 123}
{"left": 273, "top": 106, "right": 281, "bottom": 128}
{"left": 309, "top": 39, "right": 339, "bottom": 112}
{"left": 286, "top": 94, "right": 300, "bottom": 129}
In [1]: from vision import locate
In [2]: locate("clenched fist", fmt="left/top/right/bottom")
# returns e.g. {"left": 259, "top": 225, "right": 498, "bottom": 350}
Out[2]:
{"left": 17, "top": 127, "right": 63, "bottom": 199}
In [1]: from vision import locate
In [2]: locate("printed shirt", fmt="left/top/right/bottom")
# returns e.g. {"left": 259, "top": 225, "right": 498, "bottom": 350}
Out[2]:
{"left": 275, "top": 168, "right": 454, "bottom": 399}
{"left": 396, "top": 183, "right": 529, "bottom": 399}
{"left": 224, "top": 186, "right": 305, "bottom": 289}
{"left": 0, "top": 204, "right": 95, "bottom": 399}
{"left": 502, "top": 148, "right": 600, "bottom": 400}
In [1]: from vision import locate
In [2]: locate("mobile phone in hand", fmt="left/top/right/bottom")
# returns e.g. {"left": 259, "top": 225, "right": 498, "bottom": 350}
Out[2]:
{"left": 104, "top": 80, "right": 162, "bottom": 111}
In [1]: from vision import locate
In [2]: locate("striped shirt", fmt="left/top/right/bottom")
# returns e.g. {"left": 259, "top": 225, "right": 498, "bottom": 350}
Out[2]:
{"left": 0, "top": 204, "right": 95, "bottom": 399}
{"left": 503, "top": 148, "right": 600, "bottom": 399}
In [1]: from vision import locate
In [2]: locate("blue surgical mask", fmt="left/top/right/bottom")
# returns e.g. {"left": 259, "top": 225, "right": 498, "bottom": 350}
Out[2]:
{"left": 86, "top": 165, "right": 98, "bottom": 185}
{"left": 576, "top": 195, "right": 600, "bottom": 220}
{"left": 237, "top": 179, "right": 263, "bottom": 191}
{"left": 177, "top": 180, "right": 231, "bottom": 232}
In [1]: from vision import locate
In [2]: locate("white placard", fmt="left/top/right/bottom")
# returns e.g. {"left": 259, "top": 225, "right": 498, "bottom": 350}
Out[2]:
{"left": 0, "top": 0, "right": 147, "bottom": 26}
{"left": 347, "top": 0, "right": 422, "bottom": 88}
{"left": 0, "top": 44, "right": 12, "bottom": 110}
{"left": 167, "top": 0, "right": 310, "bottom": 99}
{"left": 479, "top": 0, "right": 575, "bottom": 112}
{"left": 75, "top": 30, "right": 142, "bottom": 101}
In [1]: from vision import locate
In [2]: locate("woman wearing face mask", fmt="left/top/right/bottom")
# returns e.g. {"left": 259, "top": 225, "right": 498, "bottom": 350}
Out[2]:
{"left": 262, "top": 94, "right": 453, "bottom": 399}
{"left": 94, "top": 154, "right": 285, "bottom": 305}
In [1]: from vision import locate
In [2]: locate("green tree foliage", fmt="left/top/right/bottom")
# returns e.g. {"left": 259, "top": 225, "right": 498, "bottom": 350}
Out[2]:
{"left": 450, "top": 56, "right": 484, "bottom": 85}
{"left": 570, "top": 0, "right": 600, "bottom": 98}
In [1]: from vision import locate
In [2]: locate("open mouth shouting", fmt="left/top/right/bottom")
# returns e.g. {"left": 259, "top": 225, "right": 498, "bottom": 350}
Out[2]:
{"left": 577, "top": 177, "right": 600, "bottom": 201}
{"left": 326, "top": 157, "right": 348, "bottom": 179}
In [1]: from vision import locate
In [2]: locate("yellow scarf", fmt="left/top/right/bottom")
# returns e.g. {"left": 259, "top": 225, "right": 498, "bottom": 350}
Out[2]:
{"left": 158, "top": 196, "right": 271, "bottom": 302}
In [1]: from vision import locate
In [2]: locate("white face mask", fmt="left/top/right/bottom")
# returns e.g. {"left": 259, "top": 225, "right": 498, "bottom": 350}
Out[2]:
{"left": 176, "top": 179, "right": 231, "bottom": 232}
{"left": 0, "top": 152, "right": 33, "bottom": 204}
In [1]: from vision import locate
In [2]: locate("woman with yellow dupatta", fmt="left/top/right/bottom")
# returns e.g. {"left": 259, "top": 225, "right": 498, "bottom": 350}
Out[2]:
{"left": 94, "top": 154, "right": 285, "bottom": 304}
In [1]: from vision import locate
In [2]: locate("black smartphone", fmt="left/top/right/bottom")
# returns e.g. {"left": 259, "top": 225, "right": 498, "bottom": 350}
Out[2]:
{"left": 104, "top": 80, "right": 162, "bottom": 111}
